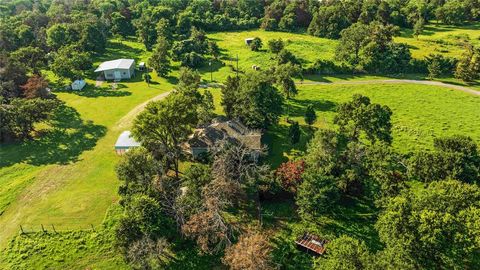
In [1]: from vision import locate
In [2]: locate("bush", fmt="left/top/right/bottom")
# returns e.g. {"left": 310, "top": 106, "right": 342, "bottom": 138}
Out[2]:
{"left": 275, "top": 160, "right": 305, "bottom": 194}
{"left": 425, "top": 54, "right": 457, "bottom": 77}
{"left": 304, "top": 59, "right": 353, "bottom": 75}
{"left": 296, "top": 173, "right": 339, "bottom": 219}
{"left": 250, "top": 37, "right": 263, "bottom": 51}
{"left": 406, "top": 58, "right": 428, "bottom": 74}
{"left": 267, "top": 38, "right": 284, "bottom": 54}
{"left": 277, "top": 49, "right": 301, "bottom": 66}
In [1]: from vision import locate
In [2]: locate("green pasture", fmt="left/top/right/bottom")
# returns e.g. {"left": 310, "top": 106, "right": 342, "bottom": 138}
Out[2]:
{"left": 2, "top": 23, "right": 480, "bottom": 269}
{"left": 396, "top": 22, "right": 480, "bottom": 59}
{"left": 205, "top": 29, "right": 337, "bottom": 82}
{"left": 204, "top": 26, "right": 480, "bottom": 89}
{"left": 263, "top": 83, "right": 480, "bottom": 167}
{"left": 0, "top": 39, "right": 172, "bottom": 251}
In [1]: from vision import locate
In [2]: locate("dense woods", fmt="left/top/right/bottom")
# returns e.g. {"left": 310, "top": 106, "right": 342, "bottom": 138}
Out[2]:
{"left": 1, "top": 0, "right": 480, "bottom": 269}
{"left": 1, "top": 0, "right": 479, "bottom": 88}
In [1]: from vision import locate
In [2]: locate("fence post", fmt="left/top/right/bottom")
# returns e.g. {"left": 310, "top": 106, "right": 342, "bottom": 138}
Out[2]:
{"left": 20, "top": 225, "right": 24, "bottom": 235}
{"left": 41, "top": 224, "right": 46, "bottom": 233}
{"left": 51, "top": 224, "right": 56, "bottom": 233}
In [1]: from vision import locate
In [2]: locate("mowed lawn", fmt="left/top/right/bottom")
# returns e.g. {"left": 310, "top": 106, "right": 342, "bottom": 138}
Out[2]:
{"left": 0, "top": 39, "right": 173, "bottom": 248}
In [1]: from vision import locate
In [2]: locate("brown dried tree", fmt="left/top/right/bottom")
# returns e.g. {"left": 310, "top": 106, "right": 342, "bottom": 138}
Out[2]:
{"left": 126, "top": 237, "right": 171, "bottom": 270}
{"left": 222, "top": 232, "right": 275, "bottom": 270}
{"left": 182, "top": 141, "right": 270, "bottom": 253}
{"left": 181, "top": 197, "right": 235, "bottom": 254}
{"left": 21, "top": 75, "right": 50, "bottom": 99}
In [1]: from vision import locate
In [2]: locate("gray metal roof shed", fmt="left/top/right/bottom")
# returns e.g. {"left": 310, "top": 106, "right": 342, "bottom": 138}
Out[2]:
{"left": 115, "top": 131, "right": 140, "bottom": 153}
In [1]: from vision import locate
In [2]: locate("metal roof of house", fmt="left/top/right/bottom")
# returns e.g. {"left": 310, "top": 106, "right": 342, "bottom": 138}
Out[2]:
{"left": 95, "top": 59, "right": 135, "bottom": 72}
{"left": 115, "top": 131, "right": 141, "bottom": 148}
{"left": 187, "top": 118, "right": 262, "bottom": 150}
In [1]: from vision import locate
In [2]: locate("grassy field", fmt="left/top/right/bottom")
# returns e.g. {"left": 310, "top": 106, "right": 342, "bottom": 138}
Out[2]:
{"left": 2, "top": 23, "right": 480, "bottom": 269}
{"left": 2, "top": 205, "right": 221, "bottom": 270}
{"left": 263, "top": 83, "right": 480, "bottom": 166}
{"left": 0, "top": 39, "right": 173, "bottom": 251}
{"left": 396, "top": 22, "right": 480, "bottom": 58}
{"left": 205, "top": 30, "right": 337, "bottom": 82}
{"left": 205, "top": 26, "right": 480, "bottom": 89}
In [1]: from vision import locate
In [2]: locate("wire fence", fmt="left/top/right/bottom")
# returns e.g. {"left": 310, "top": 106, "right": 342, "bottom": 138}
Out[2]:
{"left": 19, "top": 223, "right": 99, "bottom": 234}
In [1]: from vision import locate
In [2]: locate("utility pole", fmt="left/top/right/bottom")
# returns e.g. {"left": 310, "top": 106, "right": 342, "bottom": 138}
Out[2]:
{"left": 209, "top": 61, "right": 213, "bottom": 82}
{"left": 236, "top": 54, "right": 239, "bottom": 78}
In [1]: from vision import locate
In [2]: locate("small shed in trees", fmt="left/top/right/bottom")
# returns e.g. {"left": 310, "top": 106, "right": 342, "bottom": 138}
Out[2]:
{"left": 295, "top": 233, "right": 328, "bottom": 256}
{"left": 139, "top": 62, "right": 146, "bottom": 71}
{"left": 245, "top": 38, "right": 254, "bottom": 46}
{"left": 71, "top": 79, "right": 86, "bottom": 90}
{"left": 95, "top": 59, "right": 135, "bottom": 81}
{"left": 114, "top": 131, "right": 141, "bottom": 155}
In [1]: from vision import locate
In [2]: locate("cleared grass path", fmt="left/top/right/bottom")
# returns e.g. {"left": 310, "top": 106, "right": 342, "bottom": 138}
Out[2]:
{"left": 115, "top": 91, "right": 171, "bottom": 131}
{"left": 298, "top": 79, "right": 480, "bottom": 96}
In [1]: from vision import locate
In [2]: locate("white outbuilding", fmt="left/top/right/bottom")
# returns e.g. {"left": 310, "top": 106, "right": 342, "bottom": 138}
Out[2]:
{"left": 245, "top": 38, "right": 254, "bottom": 46}
{"left": 71, "top": 79, "right": 86, "bottom": 90}
{"left": 114, "top": 131, "right": 141, "bottom": 155}
{"left": 95, "top": 59, "right": 135, "bottom": 81}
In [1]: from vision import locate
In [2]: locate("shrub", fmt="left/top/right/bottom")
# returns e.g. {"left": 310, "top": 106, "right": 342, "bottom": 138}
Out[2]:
{"left": 304, "top": 59, "right": 353, "bottom": 75}
{"left": 250, "top": 37, "right": 263, "bottom": 51}
{"left": 275, "top": 160, "right": 305, "bottom": 193}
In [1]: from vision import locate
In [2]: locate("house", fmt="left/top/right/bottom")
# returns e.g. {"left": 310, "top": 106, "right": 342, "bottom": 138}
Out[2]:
{"left": 95, "top": 59, "right": 135, "bottom": 81}
{"left": 295, "top": 233, "right": 329, "bottom": 256}
{"left": 114, "top": 131, "right": 141, "bottom": 155}
{"left": 245, "top": 38, "right": 254, "bottom": 46}
{"left": 185, "top": 118, "right": 262, "bottom": 159}
{"left": 71, "top": 79, "right": 86, "bottom": 90}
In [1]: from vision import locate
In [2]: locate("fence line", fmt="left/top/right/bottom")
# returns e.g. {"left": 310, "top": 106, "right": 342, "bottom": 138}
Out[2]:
{"left": 19, "top": 223, "right": 99, "bottom": 234}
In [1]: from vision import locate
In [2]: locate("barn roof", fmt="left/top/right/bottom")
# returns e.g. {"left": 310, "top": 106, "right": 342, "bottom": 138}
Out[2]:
{"left": 95, "top": 59, "right": 135, "bottom": 72}
{"left": 115, "top": 131, "right": 141, "bottom": 148}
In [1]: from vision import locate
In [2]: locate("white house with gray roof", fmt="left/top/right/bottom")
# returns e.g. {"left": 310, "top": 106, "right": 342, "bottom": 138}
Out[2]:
{"left": 95, "top": 59, "right": 135, "bottom": 80}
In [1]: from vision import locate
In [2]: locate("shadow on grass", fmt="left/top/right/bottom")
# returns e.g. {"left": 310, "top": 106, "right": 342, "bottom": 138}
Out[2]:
{"left": 95, "top": 40, "right": 144, "bottom": 63}
{"left": 197, "top": 59, "right": 225, "bottom": 76}
{"left": 167, "top": 76, "right": 179, "bottom": 85}
{"left": 165, "top": 239, "right": 221, "bottom": 270}
{"left": 322, "top": 196, "right": 382, "bottom": 251}
{"left": 0, "top": 103, "right": 107, "bottom": 167}
{"left": 263, "top": 124, "right": 314, "bottom": 168}
{"left": 288, "top": 98, "right": 336, "bottom": 118}
{"left": 438, "top": 78, "right": 480, "bottom": 88}
{"left": 57, "top": 86, "right": 132, "bottom": 98}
